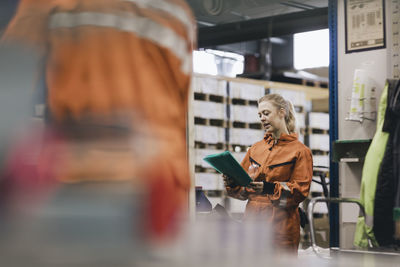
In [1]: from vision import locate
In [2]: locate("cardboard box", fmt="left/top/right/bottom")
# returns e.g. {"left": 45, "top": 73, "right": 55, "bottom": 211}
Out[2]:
{"left": 312, "top": 98, "right": 329, "bottom": 112}
{"left": 308, "top": 112, "right": 329, "bottom": 130}
{"left": 195, "top": 125, "right": 226, "bottom": 144}
{"left": 230, "top": 105, "right": 259, "bottom": 123}
{"left": 309, "top": 134, "right": 330, "bottom": 151}
{"left": 313, "top": 154, "right": 330, "bottom": 168}
{"left": 295, "top": 112, "right": 306, "bottom": 129}
{"left": 230, "top": 81, "right": 264, "bottom": 100}
{"left": 193, "top": 76, "right": 227, "bottom": 96}
{"left": 229, "top": 128, "right": 264, "bottom": 146}
{"left": 195, "top": 173, "right": 223, "bottom": 190}
{"left": 193, "top": 100, "right": 226, "bottom": 120}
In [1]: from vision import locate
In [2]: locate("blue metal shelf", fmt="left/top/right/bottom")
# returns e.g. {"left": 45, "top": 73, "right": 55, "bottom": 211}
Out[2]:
{"left": 328, "top": 0, "right": 339, "bottom": 248}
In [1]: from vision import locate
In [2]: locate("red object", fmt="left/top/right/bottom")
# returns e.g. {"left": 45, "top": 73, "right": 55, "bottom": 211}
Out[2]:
{"left": 244, "top": 54, "right": 260, "bottom": 73}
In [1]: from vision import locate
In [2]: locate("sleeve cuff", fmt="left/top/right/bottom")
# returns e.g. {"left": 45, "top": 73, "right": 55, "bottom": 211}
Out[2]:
{"left": 262, "top": 181, "right": 275, "bottom": 194}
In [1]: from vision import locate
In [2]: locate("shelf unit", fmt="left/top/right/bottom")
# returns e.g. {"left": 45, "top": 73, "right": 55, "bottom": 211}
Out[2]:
{"left": 304, "top": 112, "right": 331, "bottom": 216}
{"left": 332, "top": 139, "right": 372, "bottom": 163}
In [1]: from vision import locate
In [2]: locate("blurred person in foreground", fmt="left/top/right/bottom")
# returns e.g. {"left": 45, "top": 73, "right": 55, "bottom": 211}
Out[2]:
{"left": 1, "top": 0, "right": 196, "bottom": 243}
{"left": 223, "top": 94, "right": 313, "bottom": 255}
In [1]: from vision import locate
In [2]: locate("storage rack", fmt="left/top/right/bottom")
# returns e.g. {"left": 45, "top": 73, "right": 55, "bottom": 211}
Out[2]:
{"left": 307, "top": 111, "right": 330, "bottom": 216}
{"left": 301, "top": 111, "right": 331, "bottom": 248}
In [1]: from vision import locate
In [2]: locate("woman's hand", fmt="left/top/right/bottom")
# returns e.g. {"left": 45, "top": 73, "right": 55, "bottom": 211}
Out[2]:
{"left": 248, "top": 182, "right": 264, "bottom": 194}
{"left": 223, "top": 174, "right": 249, "bottom": 200}
{"left": 222, "top": 174, "right": 237, "bottom": 188}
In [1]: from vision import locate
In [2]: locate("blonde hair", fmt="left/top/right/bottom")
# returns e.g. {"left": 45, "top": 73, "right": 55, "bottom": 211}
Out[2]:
{"left": 258, "top": 94, "right": 297, "bottom": 133}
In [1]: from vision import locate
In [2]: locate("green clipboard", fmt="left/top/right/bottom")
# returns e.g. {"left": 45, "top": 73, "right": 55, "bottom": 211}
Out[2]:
{"left": 203, "top": 151, "right": 252, "bottom": 186}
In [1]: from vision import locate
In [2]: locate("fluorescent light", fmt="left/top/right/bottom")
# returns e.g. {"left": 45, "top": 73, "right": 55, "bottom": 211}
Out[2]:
{"left": 193, "top": 50, "right": 218, "bottom": 75}
{"left": 193, "top": 50, "right": 244, "bottom": 77}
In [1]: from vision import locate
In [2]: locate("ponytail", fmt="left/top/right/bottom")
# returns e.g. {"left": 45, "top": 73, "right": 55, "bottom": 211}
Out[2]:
{"left": 258, "top": 94, "right": 297, "bottom": 133}
{"left": 284, "top": 100, "right": 296, "bottom": 133}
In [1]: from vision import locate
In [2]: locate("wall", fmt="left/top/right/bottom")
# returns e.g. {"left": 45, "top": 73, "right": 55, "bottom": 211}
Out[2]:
{"left": 337, "top": 0, "right": 391, "bottom": 248}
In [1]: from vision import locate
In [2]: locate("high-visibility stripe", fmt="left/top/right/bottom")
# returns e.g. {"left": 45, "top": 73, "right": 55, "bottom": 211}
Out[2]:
{"left": 278, "top": 182, "right": 291, "bottom": 208}
{"left": 123, "top": 0, "right": 194, "bottom": 41}
{"left": 279, "top": 194, "right": 287, "bottom": 208}
{"left": 280, "top": 182, "right": 290, "bottom": 192}
{"left": 48, "top": 12, "right": 191, "bottom": 75}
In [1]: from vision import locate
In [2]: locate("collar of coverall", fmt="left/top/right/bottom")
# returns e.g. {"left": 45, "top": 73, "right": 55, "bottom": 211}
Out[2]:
{"left": 264, "top": 132, "right": 298, "bottom": 145}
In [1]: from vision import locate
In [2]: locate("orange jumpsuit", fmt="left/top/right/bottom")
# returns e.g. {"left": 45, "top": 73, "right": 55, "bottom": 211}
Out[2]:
{"left": 227, "top": 133, "right": 313, "bottom": 253}
{"left": 2, "top": 0, "right": 196, "bottom": 239}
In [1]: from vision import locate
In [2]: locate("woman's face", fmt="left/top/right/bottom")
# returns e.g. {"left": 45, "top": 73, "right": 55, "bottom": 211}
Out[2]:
{"left": 257, "top": 101, "right": 285, "bottom": 133}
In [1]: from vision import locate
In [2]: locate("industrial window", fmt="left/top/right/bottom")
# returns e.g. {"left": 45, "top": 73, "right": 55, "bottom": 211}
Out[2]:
{"left": 294, "top": 29, "right": 329, "bottom": 70}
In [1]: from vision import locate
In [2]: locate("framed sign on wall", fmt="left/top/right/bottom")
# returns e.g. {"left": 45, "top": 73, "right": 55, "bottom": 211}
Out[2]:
{"left": 345, "top": 0, "right": 386, "bottom": 53}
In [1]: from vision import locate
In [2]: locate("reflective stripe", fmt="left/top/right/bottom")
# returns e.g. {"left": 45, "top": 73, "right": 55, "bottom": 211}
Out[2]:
{"left": 280, "top": 182, "right": 290, "bottom": 192}
{"left": 48, "top": 12, "right": 191, "bottom": 75}
{"left": 278, "top": 182, "right": 291, "bottom": 208}
{"left": 279, "top": 193, "right": 287, "bottom": 208}
{"left": 123, "top": 0, "right": 195, "bottom": 41}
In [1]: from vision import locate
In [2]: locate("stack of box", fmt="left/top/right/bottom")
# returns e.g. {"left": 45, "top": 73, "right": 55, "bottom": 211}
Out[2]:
{"left": 229, "top": 128, "right": 264, "bottom": 147}
{"left": 193, "top": 76, "right": 227, "bottom": 96}
{"left": 230, "top": 81, "right": 265, "bottom": 100}
{"left": 193, "top": 76, "right": 228, "bottom": 194}
{"left": 195, "top": 173, "right": 224, "bottom": 191}
{"left": 230, "top": 105, "right": 259, "bottom": 123}
{"left": 193, "top": 100, "right": 226, "bottom": 120}
{"left": 307, "top": 112, "right": 330, "bottom": 216}
{"left": 194, "top": 125, "right": 226, "bottom": 144}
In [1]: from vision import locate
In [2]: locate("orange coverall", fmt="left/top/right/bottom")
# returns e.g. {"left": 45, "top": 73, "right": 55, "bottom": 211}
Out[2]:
{"left": 227, "top": 133, "right": 313, "bottom": 253}
{"left": 2, "top": 0, "right": 196, "bottom": 239}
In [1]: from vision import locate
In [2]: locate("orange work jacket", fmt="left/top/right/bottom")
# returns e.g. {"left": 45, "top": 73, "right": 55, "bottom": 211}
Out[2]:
{"left": 227, "top": 132, "right": 313, "bottom": 253}
{"left": 2, "top": 0, "right": 195, "bottom": 187}
{"left": 2, "top": 0, "right": 196, "bottom": 239}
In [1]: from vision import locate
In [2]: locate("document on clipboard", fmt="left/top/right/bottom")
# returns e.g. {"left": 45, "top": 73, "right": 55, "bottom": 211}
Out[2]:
{"left": 203, "top": 151, "right": 252, "bottom": 186}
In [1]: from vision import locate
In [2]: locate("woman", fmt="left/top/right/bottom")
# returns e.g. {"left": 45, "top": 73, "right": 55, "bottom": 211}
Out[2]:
{"left": 224, "top": 94, "right": 313, "bottom": 254}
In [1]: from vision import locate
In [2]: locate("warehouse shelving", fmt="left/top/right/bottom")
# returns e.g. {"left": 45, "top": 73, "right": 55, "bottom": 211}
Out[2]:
{"left": 305, "top": 111, "right": 331, "bottom": 214}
